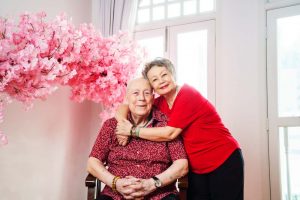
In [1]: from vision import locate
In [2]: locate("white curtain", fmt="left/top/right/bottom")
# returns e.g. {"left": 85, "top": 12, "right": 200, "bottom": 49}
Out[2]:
{"left": 93, "top": 0, "right": 139, "bottom": 37}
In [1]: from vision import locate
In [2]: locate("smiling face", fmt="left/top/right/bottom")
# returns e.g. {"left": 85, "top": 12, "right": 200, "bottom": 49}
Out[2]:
{"left": 126, "top": 78, "right": 153, "bottom": 119}
{"left": 146, "top": 66, "right": 177, "bottom": 96}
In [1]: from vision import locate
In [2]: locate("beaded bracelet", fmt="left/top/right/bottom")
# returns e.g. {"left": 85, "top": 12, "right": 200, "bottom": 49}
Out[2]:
{"left": 112, "top": 176, "right": 120, "bottom": 192}
{"left": 130, "top": 125, "right": 136, "bottom": 136}
{"left": 135, "top": 127, "right": 140, "bottom": 138}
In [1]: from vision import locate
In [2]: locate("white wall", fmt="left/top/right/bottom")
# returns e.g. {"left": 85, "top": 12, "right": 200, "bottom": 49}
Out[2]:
{"left": 216, "top": 0, "right": 270, "bottom": 200}
{"left": 0, "top": 0, "right": 272, "bottom": 200}
{"left": 0, "top": 1, "right": 102, "bottom": 200}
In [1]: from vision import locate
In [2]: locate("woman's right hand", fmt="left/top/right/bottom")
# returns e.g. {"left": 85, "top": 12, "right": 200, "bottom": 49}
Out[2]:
{"left": 116, "top": 135, "right": 130, "bottom": 146}
{"left": 116, "top": 119, "right": 133, "bottom": 136}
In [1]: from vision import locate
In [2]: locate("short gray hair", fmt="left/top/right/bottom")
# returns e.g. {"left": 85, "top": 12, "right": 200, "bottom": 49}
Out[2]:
{"left": 142, "top": 57, "right": 176, "bottom": 80}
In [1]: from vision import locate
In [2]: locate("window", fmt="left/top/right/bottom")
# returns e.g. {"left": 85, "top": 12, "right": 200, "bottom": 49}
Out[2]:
{"left": 134, "top": 0, "right": 216, "bottom": 103}
{"left": 136, "top": 0, "right": 215, "bottom": 25}
{"left": 267, "top": 4, "right": 300, "bottom": 200}
{"left": 169, "top": 21, "right": 215, "bottom": 100}
{"left": 279, "top": 127, "right": 300, "bottom": 200}
{"left": 134, "top": 28, "right": 166, "bottom": 75}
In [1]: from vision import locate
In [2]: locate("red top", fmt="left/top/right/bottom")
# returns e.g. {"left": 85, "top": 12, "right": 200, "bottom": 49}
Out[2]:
{"left": 154, "top": 84, "right": 239, "bottom": 174}
{"left": 90, "top": 108, "right": 187, "bottom": 200}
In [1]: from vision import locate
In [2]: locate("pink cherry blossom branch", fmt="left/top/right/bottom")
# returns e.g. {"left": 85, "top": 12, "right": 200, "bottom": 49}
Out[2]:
{"left": 0, "top": 12, "right": 146, "bottom": 146}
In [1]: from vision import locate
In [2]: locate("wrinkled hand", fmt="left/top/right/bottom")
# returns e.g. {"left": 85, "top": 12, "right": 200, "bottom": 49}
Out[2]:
{"left": 127, "top": 178, "right": 156, "bottom": 198}
{"left": 116, "top": 176, "right": 156, "bottom": 199}
{"left": 116, "top": 177, "right": 141, "bottom": 199}
{"left": 116, "top": 119, "right": 133, "bottom": 136}
{"left": 117, "top": 135, "right": 130, "bottom": 146}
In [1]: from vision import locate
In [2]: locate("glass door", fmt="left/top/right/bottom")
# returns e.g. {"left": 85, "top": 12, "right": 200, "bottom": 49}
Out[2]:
{"left": 134, "top": 28, "right": 166, "bottom": 76}
{"left": 267, "top": 5, "right": 300, "bottom": 200}
{"left": 169, "top": 20, "right": 216, "bottom": 104}
{"left": 134, "top": 21, "right": 216, "bottom": 104}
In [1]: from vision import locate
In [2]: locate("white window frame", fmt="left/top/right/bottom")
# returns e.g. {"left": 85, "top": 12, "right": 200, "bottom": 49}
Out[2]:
{"left": 136, "top": 0, "right": 216, "bottom": 26}
{"left": 134, "top": 28, "right": 167, "bottom": 57}
{"left": 265, "top": 0, "right": 300, "bottom": 6}
{"left": 134, "top": 11, "right": 216, "bottom": 103}
{"left": 168, "top": 20, "right": 216, "bottom": 103}
{"left": 267, "top": 4, "right": 300, "bottom": 200}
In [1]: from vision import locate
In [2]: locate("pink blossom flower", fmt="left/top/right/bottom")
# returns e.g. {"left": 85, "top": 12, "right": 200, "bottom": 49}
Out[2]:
{"left": 0, "top": 12, "right": 146, "bottom": 138}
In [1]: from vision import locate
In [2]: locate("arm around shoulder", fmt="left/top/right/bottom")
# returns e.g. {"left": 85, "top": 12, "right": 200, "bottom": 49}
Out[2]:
{"left": 139, "top": 126, "right": 182, "bottom": 142}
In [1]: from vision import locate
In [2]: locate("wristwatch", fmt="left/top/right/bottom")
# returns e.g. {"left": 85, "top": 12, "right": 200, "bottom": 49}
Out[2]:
{"left": 152, "top": 176, "right": 162, "bottom": 188}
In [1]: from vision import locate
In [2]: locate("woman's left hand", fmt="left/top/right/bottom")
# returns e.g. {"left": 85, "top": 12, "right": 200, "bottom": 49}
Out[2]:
{"left": 116, "top": 119, "right": 133, "bottom": 136}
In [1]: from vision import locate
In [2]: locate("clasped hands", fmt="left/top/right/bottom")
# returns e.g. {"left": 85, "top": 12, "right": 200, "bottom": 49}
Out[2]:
{"left": 116, "top": 176, "right": 156, "bottom": 199}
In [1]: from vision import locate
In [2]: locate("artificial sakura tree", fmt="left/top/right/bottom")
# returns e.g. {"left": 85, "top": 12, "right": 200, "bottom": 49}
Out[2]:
{"left": 0, "top": 12, "right": 145, "bottom": 146}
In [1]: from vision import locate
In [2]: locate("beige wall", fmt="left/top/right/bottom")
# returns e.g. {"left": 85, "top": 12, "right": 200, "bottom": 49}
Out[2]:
{"left": 0, "top": 1, "right": 102, "bottom": 200}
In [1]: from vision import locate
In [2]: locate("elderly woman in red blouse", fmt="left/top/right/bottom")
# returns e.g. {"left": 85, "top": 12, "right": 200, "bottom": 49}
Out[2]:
{"left": 116, "top": 58, "right": 244, "bottom": 200}
{"left": 87, "top": 78, "right": 188, "bottom": 200}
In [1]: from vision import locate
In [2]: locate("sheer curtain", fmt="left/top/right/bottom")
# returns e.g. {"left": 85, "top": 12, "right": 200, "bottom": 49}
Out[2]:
{"left": 93, "top": 0, "right": 139, "bottom": 36}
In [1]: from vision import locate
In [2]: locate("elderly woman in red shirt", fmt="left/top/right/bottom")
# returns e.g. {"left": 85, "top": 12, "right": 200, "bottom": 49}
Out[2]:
{"left": 116, "top": 58, "right": 244, "bottom": 200}
{"left": 87, "top": 78, "right": 188, "bottom": 200}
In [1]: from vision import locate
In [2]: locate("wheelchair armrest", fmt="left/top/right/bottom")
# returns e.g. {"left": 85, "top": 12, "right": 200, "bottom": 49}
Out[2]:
{"left": 178, "top": 176, "right": 188, "bottom": 200}
{"left": 178, "top": 176, "right": 188, "bottom": 189}
{"left": 85, "top": 174, "right": 101, "bottom": 200}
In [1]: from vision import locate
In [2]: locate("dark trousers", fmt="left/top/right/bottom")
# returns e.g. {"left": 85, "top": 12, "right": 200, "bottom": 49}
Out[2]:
{"left": 99, "top": 193, "right": 179, "bottom": 200}
{"left": 187, "top": 149, "right": 244, "bottom": 200}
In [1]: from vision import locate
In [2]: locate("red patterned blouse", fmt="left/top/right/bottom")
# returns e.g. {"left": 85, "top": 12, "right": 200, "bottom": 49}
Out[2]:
{"left": 89, "top": 108, "right": 187, "bottom": 200}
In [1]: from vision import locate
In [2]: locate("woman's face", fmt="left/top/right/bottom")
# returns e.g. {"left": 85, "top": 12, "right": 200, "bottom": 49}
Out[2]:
{"left": 146, "top": 66, "right": 176, "bottom": 96}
